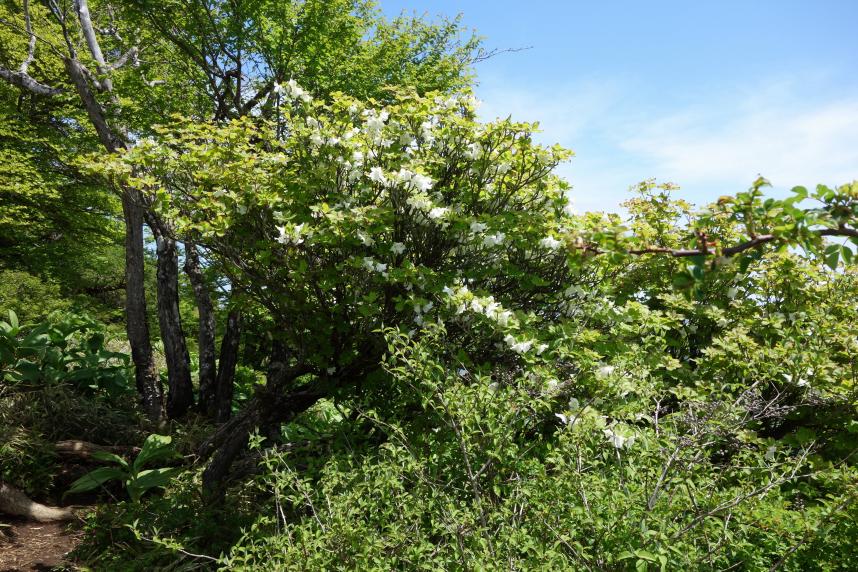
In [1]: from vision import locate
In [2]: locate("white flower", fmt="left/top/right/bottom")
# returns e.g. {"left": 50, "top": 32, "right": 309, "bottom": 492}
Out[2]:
{"left": 457, "top": 368, "right": 468, "bottom": 377}
{"left": 391, "top": 242, "right": 406, "bottom": 255}
{"left": 483, "top": 232, "right": 505, "bottom": 247}
{"left": 276, "top": 224, "right": 305, "bottom": 246}
{"left": 282, "top": 79, "right": 310, "bottom": 102}
{"left": 554, "top": 412, "right": 571, "bottom": 426}
{"left": 309, "top": 132, "right": 324, "bottom": 147}
{"left": 406, "top": 194, "right": 433, "bottom": 211}
{"left": 596, "top": 365, "right": 615, "bottom": 379}
{"left": 496, "top": 162, "right": 511, "bottom": 175}
{"left": 503, "top": 334, "right": 516, "bottom": 347}
{"left": 358, "top": 232, "right": 375, "bottom": 246}
{"left": 765, "top": 445, "right": 777, "bottom": 461}
{"left": 442, "top": 286, "right": 454, "bottom": 296}
{"left": 536, "top": 343, "right": 548, "bottom": 355}
{"left": 563, "top": 200, "right": 577, "bottom": 217}
{"left": 797, "top": 378, "right": 810, "bottom": 388}
{"left": 463, "top": 142, "right": 482, "bottom": 160}
{"left": 470, "top": 221, "right": 488, "bottom": 234}
{"left": 374, "top": 262, "right": 387, "bottom": 273}
{"left": 495, "top": 310, "right": 513, "bottom": 327}
{"left": 603, "top": 427, "right": 634, "bottom": 449}
{"left": 568, "top": 397, "right": 580, "bottom": 410}
{"left": 428, "top": 207, "right": 448, "bottom": 220}
{"left": 484, "top": 301, "right": 501, "bottom": 318}
{"left": 326, "top": 367, "right": 336, "bottom": 375}
{"left": 540, "top": 236, "right": 562, "bottom": 250}
{"left": 471, "top": 299, "right": 486, "bottom": 313}
{"left": 368, "top": 167, "right": 387, "bottom": 185}
{"left": 422, "top": 302, "right": 433, "bottom": 313}
{"left": 545, "top": 379, "right": 559, "bottom": 392}
{"left": 363, "top": 257, "right": 377, "bottom": 271}
{"left": 511, "top": 340, "right": 533, "bottom": 354}
{"left": 411, "top": 173, "right": 433, "bottom": 192}
{"left": 488, "top": 382, "right": 499, "bottom": 393}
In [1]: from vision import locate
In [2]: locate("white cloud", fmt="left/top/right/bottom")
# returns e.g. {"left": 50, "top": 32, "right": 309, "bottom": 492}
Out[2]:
{"left": 475, "top": 74, "right": 858, "bottom": 211}
{"left": 621, "top": 97, "right": 858, "bottom": 192}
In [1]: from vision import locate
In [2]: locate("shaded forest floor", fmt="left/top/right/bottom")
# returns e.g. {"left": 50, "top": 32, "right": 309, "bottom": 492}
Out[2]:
{"left": 0, "top": 519, "right": 82, "bottom": 572}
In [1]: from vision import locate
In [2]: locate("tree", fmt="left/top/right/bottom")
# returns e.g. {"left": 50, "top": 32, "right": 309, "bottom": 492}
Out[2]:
{"left": 1, "top": 0, "right": 483, "bottom": 421}
{"left": 0, "top": 0, "right": 165, "bottom": 420}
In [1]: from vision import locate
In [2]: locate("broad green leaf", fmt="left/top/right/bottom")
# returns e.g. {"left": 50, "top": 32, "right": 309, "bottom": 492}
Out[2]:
{"left": 66, "top": 466, "right": 126, "bottom": 496}
{"left": 133, "top": 434, "right": 176, "bottom": 472}
{"left": 130, "top": 467, "right": 182, "bottom": 496}
{"left": 91, "top": 450, "right": 129, "bottom": 469}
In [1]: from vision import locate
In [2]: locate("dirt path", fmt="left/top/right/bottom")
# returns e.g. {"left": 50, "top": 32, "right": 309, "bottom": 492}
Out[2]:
{"left": 0, "top": 518, "right": 82, "bottom": 571}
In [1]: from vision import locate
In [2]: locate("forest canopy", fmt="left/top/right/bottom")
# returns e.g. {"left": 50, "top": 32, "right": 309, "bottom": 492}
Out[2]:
{"left": 1, "top": 1, "right": 856, "bottom": 570}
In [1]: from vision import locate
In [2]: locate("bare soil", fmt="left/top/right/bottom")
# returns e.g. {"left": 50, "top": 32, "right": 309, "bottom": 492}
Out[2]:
{"left": 0, "top": 518, "right": 82, "bottom": 572}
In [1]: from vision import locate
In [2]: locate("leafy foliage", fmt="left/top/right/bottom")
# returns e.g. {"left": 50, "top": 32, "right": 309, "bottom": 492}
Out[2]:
{"left": 0, "top": 311, "right": 132, "bottom": 395}
{"left": 67, "top": 434, "right": 181, "bottom": 503}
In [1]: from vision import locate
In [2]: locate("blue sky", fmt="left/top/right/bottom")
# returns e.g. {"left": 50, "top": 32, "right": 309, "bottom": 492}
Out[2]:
{"left": 381, "top": 1, "right": 858, "bottom": 212}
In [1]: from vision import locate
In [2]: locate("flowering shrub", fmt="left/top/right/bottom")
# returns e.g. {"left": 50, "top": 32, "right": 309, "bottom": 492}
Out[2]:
{"left": 88, "top": 84, "right": 858, "bottom": 570}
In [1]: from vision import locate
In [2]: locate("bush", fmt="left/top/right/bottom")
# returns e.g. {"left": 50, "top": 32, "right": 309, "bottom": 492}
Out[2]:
{"left": 0, "top": 270, "right": 70, "bottom": 323}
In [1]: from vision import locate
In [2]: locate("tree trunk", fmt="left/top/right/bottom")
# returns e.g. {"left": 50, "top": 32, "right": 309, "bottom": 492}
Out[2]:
{"left": 123, "top": 193, "right": 164, "bottom": 422}
{"left": 213, "top": 308, "right": 242, "bottom": 423}
{"left": 64, "top": 57, "right": 165, "bottom": 422}
{"left": 184, "top": 243, "right": 217, "bottom": 416}
{"left": 199, "top": 360, "right": 318, "bottom": 497}
{"left": 152, "top": 228, "right": 194, "bottom": 418}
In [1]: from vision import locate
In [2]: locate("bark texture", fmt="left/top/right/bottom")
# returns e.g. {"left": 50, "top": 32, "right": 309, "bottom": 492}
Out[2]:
{"left": 184, "top": 244, "right": 217, "bottom": 416}
{"left": 0, "top": 481, "right": 74, "bottom": 522}
{"left": 214, "top": 309, "right": 242, "bottom": 423}
{"left": 198, "top": 361, "right": 319, "bottom": 496}
{"left": 123, "top": 193, "right": 164, "bottom": 421}
{"left": 151, "top": 229, "right": 194, "bottom": 418}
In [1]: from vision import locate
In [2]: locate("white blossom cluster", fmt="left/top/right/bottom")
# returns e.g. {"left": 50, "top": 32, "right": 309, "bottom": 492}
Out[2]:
{"left": 362, "top": 256, "right": 388, "bottom": 277}
{"left": 441, "top": 285, "right": 547, "bottom": 356}
{"left": 603, "top": 425, "right": 635, "bottom": 449}
{"left": 276, "top": 223, "right": 307, "bottom": 246}
{"left": 273, "top": 79, "right": 311, "bottom": 103}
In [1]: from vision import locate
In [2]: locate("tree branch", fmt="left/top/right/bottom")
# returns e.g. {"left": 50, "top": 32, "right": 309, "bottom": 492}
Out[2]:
{"left": 19, "top": 0, "right": 36, "bottom": 73}
{"left": 0, "top": 66, "right": 62, "bottom": 95}
{"left": 585, "top": 226, "right": 858, "bottom": 259}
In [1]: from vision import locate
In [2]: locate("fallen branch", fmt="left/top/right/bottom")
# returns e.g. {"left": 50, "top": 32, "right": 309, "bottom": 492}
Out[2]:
{"left": 54, "top": 440, "right": 140, "bottom": 462}
{"left": 0, "top": 481, "right": 74, "bottom": 522}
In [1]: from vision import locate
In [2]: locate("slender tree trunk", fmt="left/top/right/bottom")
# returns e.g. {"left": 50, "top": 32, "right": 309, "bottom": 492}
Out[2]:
{"left": 214, "top": 309, "right": 242, "bottom": 423}
{"left": 151, "top": 226, "right": 194, "bottom": 418}
{"left": 64, "top": 57, "right": 165, "bottom": 421}
{"left": 184, "top": 243, "right": 217, "bottom": 415}
{"left": 123, "top": 194, "right": 164, "bottom": 421}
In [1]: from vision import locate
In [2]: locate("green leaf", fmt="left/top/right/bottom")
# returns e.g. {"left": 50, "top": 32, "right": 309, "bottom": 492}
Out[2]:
{"left": 91, "top": 450, "right": 129, "bottom": 468}
{"left": 130, "top": 467, "right": 182, "bottom": 496}
{"left": 133, "top": 434, "right": 176, "bottom": 472}
{"left": 824, "top": 244, "right": 840, "bottom": 270}
{"left": 66, "top": 466, "right": 126, "bottom": 496}
{"left": 8, "top": 310, "right": 18, "bottom": 330}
